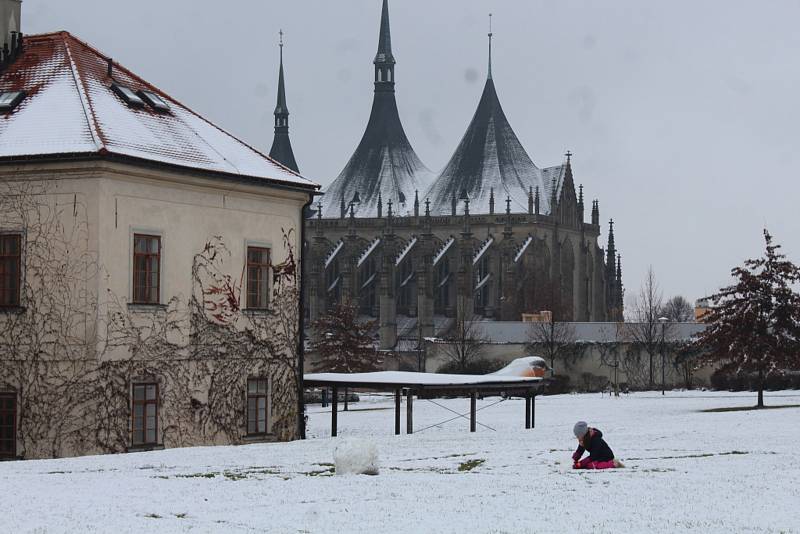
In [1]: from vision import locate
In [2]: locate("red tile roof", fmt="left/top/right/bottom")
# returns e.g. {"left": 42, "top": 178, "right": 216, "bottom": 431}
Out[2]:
{"left": 0, "top": 31, "right": 318, "bottom": 191}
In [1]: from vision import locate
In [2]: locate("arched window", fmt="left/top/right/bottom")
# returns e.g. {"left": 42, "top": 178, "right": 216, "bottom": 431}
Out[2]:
{"left": 387, "top": 69, "right": 392, "bottom": 82}
{"left": 377, "top": 69, "right": 383, "bottom": 82}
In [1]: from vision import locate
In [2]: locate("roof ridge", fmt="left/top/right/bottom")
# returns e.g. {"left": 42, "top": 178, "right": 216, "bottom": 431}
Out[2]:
{"left": 58, "top": 31, "right": 308, "bottom": 182}
{"left": 60, "top": 32, "right": 105, "bottom": 152}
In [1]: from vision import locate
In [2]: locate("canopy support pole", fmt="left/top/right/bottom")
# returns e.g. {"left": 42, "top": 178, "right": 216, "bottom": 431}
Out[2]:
{"left": 394, "top": 388, "right": 401, "bottom": 435}
{"left": 525, "top": 393, "right": 531, "bottom": 429}
{"left": 531, "top": 394, "right": 536, "bottom": 428}
{"left": 406, "top": 388, "right": 414, "bottom": 434}
{"left": 331, "top": 385, "right": 338, "bottom": 437}
{"left": 469, "top": 391, "right": 477, "bottom": 432}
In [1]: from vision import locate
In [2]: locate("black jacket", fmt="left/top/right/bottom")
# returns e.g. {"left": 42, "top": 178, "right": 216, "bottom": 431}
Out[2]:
{"left": 572, "top": 428, "right": 614, "bottom": 462}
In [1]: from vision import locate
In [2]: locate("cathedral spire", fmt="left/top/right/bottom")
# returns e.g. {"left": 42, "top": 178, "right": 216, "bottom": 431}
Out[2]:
{"left": 487, "top": 13, "right": 493, "bottom": 80}
{"left": 320, "top": 0, "right": 431, "bottom": 218}
{"left": 374, "top": 0, "right": 396, "bottom": 90}
{"left": 268, "top": 30, "right": 299, "bottom": 172}
{"left": 606, "top": 219, "right": 617, "bottom": 282}
{"left": 276, "top": 30, "right": 287, "bottom": 116}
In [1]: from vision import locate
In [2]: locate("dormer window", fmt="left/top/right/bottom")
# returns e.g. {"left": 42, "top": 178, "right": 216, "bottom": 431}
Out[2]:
{"left": 111, "top": 83, "right": 144, "bottom": 107}
{"left": 138, "top": 90, "right": 170, "bottom": 112}
{"left": 0, "top": 91, "right": 26, "bottom": 112}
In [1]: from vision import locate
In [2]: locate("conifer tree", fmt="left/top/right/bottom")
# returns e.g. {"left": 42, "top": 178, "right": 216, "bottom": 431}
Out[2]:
{"left": 694, "top": 230, "right": 800, "bottom": 407}
{"left": 310, "top": 302, "right": 381, "bottom": 373}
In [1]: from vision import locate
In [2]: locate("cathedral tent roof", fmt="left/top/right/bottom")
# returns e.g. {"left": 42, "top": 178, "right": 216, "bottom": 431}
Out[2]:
{"left": 320, "top": 0, "right": 432, "bottom": 218}
{"left": 424, "top": 73, "right": 561, "bottom": 215}
{"left": 0, "top": 32, "right": 317, "bottom": 191}
{"left": 320, "top": 97, "right": 433, "bottom": 218}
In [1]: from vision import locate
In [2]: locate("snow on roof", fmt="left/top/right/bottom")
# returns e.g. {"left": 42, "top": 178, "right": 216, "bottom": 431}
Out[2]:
{"left": 474, "top": 273, "right": 491, "bottom": 292}
{"left": 0, "top": 32, "right": 318, "bottom": 191}
{"left": 490, "top": 356, "right": 548, "bottom": 377}
{"left": 304, "top": 370, "right": 541, "bottom": 387}
{"left": 395, "top": 236, "right": 417, "bottom": 266}
{"left": 324, "top": 239, "right": 344, "bottom": 269}
{"left": 471, "top": 321, "right": 708, "bottom": 344}
{"left": 319, "top": 93, "right": 433, "bottom": 218}
{"left": 514, "top": 235, "right": 533, "bottom": 262}
{"left": 432, "top": 236, "right": 455, "bottom": 266}
{"left": 473, "top": 236, "right": 493, "bottom": 265}
{"left": 357, "top": 237, "right": 381, "bottom": 267}
{"left": 423, "top": 77, "right": 560, "bottom": 216}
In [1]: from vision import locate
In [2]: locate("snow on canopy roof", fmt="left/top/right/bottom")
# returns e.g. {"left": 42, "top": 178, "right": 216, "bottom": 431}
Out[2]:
{"left": 0, "top": 32, "right": 318, "bottom": 191}
{"left": 304, "top": 370, "right": 541, "bottom": 388}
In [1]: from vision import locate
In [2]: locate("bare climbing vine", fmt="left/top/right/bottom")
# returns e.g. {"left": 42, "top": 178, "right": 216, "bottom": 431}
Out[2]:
{"left": 0, "top": 180, "right": 301, "bottom": 459}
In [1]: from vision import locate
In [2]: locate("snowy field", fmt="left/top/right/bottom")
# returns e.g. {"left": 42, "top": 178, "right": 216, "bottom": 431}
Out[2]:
{"left": 3, "top": 391, "right": 800, "bottom": 534}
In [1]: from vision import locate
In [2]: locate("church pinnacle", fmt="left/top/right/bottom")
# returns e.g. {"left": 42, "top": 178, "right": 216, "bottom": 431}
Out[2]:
{"left": 487, "top": 13, "right": 493, "bottom": 80}
{"left": 374, "top": 0, "right": 396, "bottom": 90}
{"left": 269, "top": 30, "right": 299, "bottom": 172}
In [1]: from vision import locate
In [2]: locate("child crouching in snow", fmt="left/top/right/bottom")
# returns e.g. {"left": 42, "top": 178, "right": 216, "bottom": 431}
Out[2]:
{"left": 572, "top": 421, "right": 624, "bottom": 469}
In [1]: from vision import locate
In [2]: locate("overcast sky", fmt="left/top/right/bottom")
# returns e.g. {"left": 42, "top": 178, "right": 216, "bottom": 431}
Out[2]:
{"left": 23, "top": 0, "right": 800, "bottom": 306}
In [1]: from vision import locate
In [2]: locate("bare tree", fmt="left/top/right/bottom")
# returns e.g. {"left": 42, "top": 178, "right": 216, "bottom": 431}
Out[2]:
{"left": 526, "top": 315, "right": 579, "bottom": 377}
{"left": 625, "top": 266, "right": 672, "bottom": 388}
{"left": 661, "top": 295, "right": 694, "bottom": 322}
{"left": 439, "top": 315, "right": 489, "bottom": 373}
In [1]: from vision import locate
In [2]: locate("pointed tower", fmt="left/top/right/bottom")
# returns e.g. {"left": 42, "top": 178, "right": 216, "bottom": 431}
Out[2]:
{"left": 268, "top": 31, "right": 299, "bottom": 172}
{"left": 0, "top": 0, "right": 21, "bottom": 49}
{"left": 320, "top": 0, "right": 431, "bottom": 218}
{"left": 424, "top": 18, "right": 557, "bottom": 215}
{"left": 616, "top": 253, "right": 624, "bottom": 314}
{"left": 605, "top": 219, "right": 618, "bottom": 318}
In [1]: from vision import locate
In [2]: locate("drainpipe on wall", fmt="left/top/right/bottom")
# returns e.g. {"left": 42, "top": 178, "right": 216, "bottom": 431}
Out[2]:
{"left": 297, "top": 192, "right": 321, "bottom": 439}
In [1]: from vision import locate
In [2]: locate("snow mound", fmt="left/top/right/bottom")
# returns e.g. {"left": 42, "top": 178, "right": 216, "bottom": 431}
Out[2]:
{"left": 334, "top": 438, "right": 379, "bottom": 476}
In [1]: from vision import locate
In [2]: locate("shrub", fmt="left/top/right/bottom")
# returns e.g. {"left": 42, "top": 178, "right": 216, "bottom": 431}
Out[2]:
{"left": 579, "top": 372, "right": 609, "bottom": 393}
{"left": 710, "top": 369, "right": 800, "bottom": 391}
{"left": 544, "top": 374, "right": 571, "bottom": 395}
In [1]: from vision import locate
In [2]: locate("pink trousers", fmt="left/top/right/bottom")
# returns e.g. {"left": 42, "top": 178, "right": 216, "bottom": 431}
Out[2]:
{"left": 575, "top": 457, "right": 616, "bottom": 470}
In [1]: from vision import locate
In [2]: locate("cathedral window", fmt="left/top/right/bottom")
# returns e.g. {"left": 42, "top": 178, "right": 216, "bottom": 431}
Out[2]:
{"left": 434, "top": 260, "right": 450, "bottom": 314}
{"left": 359, "top": 256, "right": 377, "bottom": 316}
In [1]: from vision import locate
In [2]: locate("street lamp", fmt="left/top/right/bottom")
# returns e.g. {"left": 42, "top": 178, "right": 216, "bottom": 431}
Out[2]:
{"left": 658, "top": 317, "right": 669, "bottom": 395}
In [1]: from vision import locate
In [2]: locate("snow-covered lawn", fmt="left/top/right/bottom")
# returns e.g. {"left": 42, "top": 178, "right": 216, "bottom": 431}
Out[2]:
{"left": 3, "top": 391, "right": 799, "bottom": 533}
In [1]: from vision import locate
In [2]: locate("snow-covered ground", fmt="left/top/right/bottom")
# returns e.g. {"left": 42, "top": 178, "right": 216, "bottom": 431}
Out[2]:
{"left": 3, "top": 390, "right": 800, "bottom": 533}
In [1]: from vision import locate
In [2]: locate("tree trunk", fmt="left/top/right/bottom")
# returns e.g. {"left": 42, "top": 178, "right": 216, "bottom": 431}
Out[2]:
{"left": 684, "top": 362, "right": 693, "bottom": 390}
{"left": 649, "top": 352, "right": 654, "bottom": 388}
{"left": 757, "top": 366, "right": 764, "bottom": 408}
{"left": 344, "top": 387, "right": 349, "bottom": 411}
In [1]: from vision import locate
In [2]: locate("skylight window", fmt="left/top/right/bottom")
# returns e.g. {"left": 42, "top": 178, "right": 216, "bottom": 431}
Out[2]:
{"left": 111, "top": 83, "right": 144, "bottom": 107}
{"left": 138, "top": 90, "right": 170, "bottom": 111}
{"left": 0, "top": 91, "right": 26, "bottom": 112}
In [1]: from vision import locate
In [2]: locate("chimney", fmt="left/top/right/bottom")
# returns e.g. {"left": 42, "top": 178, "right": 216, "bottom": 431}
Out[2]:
{"left": 0, "top": 1, "right": 21, "bottom": 49}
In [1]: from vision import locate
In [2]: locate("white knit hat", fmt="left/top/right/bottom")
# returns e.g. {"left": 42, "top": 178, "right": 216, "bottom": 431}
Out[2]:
{"left": 573, "top": 421, "right": 588, "bottom": 438}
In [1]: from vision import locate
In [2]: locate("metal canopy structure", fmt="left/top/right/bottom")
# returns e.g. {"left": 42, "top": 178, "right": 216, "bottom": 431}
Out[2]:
{"left": 304, "top": 371, "right": 544, "bottom": 437}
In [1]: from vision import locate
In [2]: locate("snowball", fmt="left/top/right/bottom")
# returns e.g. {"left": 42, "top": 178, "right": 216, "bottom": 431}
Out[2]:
{"left": 334, "top": 438, "right": 379, "bottom": 476}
